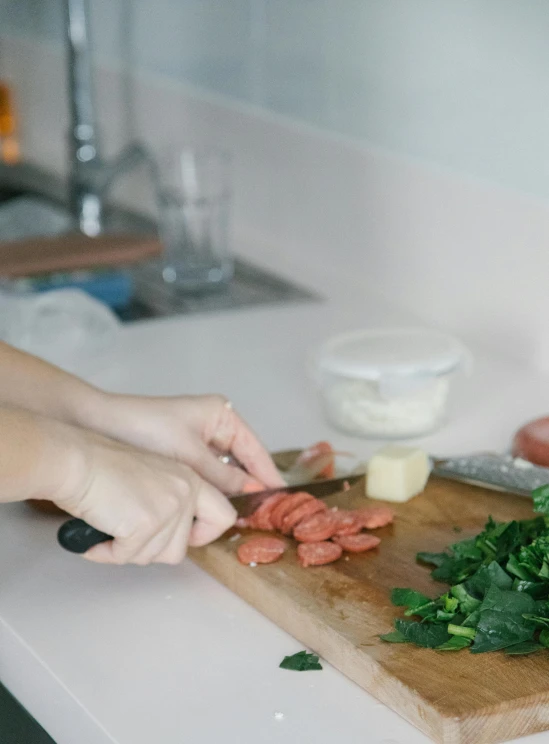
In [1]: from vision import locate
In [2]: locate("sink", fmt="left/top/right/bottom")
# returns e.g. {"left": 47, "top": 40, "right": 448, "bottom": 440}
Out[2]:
{"left": 0, "top": 163, "right": 320, "bottom": 322}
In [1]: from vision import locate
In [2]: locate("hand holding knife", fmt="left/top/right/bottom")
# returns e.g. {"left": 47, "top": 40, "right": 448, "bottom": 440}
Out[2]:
{"left": 57, "top": 473, "right": 363, "bottom": 554}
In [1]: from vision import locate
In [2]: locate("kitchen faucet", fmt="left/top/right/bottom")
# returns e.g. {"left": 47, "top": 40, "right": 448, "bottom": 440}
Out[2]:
{"left": 65, "top": 0, "right": 156, "bottom": 237}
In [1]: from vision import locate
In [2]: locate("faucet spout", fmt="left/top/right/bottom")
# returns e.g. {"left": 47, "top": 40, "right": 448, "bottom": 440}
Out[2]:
{"left": 64, "top": 0, "right": 153, "bottom": 237}
{"left": 65, "top": 0, "right": 103, "bottom": 236}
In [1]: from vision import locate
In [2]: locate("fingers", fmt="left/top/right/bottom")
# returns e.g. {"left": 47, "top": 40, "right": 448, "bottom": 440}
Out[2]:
{"left": 191, "top": 443, "right": 264, "bottom": 495}
{"left": 84, "top": 510, "right": 193, "bottom": 566}
{"left": 83, "top": 466, "right": 234, "bottom": 565}
{"left": 205, "top": 397, "right": 285, "bottom": 489}
{"left": 188, "top": 480, "right": 237, "bottom": 547}
{"left": 227, "top": 413, "right": 285, "bottom": 488}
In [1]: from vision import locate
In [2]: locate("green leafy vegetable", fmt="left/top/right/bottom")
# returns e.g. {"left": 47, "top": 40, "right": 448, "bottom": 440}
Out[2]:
{"left": 466, "top": 561, "right": 513, "bottom": 594}
{"left": 451, "top": 584, "right": 481, "bottom": 614}
{"left": 504, "top": 641, "right": 542, "bottom": 655}
{"left": 416, "top": 552, "right": 447, "bottom": 567}
{"left": 436, "top": 636, "right": 471, "bottom": 651}
{"left": 394, "top": 620, "right": 450, "bottom": 648}
{"left": 385, "top": 500, "right": 549, "bottom": 656}
{"left": 379, "top": 630, "right": 407, "bottom": 643}
{"left": 512, "top": 579, "right": 548, "bottom": 598}
{"left": 532, "top": 485, "right": 549, "bottom": 515}
{"left": 279, "top": 650, "right": 322, "bottom": 671}
{"left": 448, "top": 624, "right": 476, "bottom": 640}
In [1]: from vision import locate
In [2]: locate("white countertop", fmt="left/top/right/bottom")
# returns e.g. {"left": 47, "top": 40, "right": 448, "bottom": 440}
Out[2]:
{"left": 2, "top": 271, "right": 549, "bottom": 744}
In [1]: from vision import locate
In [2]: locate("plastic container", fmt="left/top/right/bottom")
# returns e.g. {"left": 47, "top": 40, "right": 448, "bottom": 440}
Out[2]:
{"left": 312, "top": 327, "right": 471, "bottom": 439}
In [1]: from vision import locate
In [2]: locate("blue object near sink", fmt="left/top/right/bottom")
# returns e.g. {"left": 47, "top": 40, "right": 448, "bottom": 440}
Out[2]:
{"left": 10, "top": 269, "right": 134, "bottom": 310}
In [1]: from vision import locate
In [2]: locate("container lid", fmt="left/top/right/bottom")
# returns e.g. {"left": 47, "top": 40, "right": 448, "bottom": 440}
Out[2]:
{"left": 315, "top": 327, "right": 469, "bottom": 380}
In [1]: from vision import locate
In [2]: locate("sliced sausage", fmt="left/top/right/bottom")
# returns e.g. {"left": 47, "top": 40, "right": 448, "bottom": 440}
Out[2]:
{"left": 294, "top": 441, "right": 336, "bottom": 479}
{"left": 237, "top": 536, "right": 287, "bottom": 565}
{"left": 250, "top": 491, "right": 291, "bottom": 531}
{"left": 280, "top": 498, "right": 327, "bottom": 535}
{"left": 297, "top": 541, "right": 343, "bottom": 567}
{"left": 354, "top": 506, "right": 394, "bottom": 530}
{"left": 332, "top": 510, "right": 362, "bottom": 536}
{"left": 332, "top": 533, "right": 381, "bottom": 553}
{"left": 293, "top": 511, "right": 338, "bottom": 543}
{"left": 271, "top": 491, "right": 314, "bottom": 531}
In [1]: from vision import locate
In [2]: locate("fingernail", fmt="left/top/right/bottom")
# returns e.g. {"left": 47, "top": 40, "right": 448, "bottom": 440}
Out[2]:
{"left": 241, "top": 479, "right": 265, "bottom": 494}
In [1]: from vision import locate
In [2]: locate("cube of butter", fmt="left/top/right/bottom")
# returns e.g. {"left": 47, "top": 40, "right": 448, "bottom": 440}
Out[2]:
{"left": 366, "top": 445, "right": 430, "bottom": 502}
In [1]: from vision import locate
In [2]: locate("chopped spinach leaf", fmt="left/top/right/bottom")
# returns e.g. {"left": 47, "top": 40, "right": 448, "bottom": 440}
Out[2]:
{"left": 386, "top": 495, "right": 549, "bottom": 656}
{"left": 532, "top": 485, "right": 549, "bottom": 515}
{"left": 391, "top": 588, "right": 431, "bottom": 609}
{"left": 279, "top": 650, "right": 322, "bottom": 671}
{"left": 394, "top": 620, "right": 450, "bottom": 648}
{"left": 472, "top": 612, "right": 536, "bottom": 653}
{"left": 448, "top": 623, "right": 476, "bottom": 640}
{"left": 504, "top": 641, "right": 542, "bottom": 655}
{"left": 522, "top": 614, "right": 549, "bottom": 629}
{"left": 512, "top": 579, "right": 548, "bottom": 598}
{"left": 436, "top": 636, "right": 471, "bottom": 651}
{"left": 416, "top": 551, "right": 448, "bottom": 568}
{"left": 379, "top": 630, "right": 407, "bottom": 643}
{"left": 451, "top": 583, "right": 482, "bottom": 614}
{"left": 466, "top": 561, "right": 513, "bottom": 595}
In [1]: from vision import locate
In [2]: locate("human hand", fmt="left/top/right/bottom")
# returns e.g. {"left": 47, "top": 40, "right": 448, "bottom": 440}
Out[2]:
{"left": 56, "top": 430, "right": 236, "bottom": 565}
{"left": 86, "top": 393, "right": 285, "bottom": 496}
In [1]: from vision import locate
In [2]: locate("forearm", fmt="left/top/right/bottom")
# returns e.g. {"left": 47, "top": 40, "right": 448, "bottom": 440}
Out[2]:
{"left": 0, "top": 405, "right": 88, "bottom": 503}
{"left": 0, "top": 342, "right": 105, "bottom": 427}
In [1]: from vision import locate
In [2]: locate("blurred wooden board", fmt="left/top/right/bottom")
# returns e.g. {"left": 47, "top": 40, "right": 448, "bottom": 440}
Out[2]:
{"left": 0, "top": 232, "right": 162, "bottom": 277}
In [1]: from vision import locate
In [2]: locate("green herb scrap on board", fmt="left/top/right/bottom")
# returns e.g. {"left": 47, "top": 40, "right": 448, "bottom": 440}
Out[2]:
{"left": 381, "top": 484, "right": 549, "bottom": 655}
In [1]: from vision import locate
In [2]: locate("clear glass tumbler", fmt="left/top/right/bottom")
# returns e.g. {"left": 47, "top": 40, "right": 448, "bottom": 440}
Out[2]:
{"left": 157, "top": 149, "right": 233, "bottom": 291}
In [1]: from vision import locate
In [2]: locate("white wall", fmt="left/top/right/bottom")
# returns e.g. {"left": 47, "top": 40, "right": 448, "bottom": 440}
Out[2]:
{"left": 2, "top": 0, "right": 549, "bottom": 199}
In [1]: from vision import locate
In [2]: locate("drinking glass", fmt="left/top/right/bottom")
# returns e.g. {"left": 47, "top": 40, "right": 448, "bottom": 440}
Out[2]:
{"left": 157, "top": 149, "right": 233, "bottom": 291}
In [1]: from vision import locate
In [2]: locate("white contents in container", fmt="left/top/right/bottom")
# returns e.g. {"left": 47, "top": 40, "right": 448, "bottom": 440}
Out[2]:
{"left": 366, "top": 445, "right": 431, "bottom": 502}
{"left": 312, "top": 327, "right": 470, "bottom": 439}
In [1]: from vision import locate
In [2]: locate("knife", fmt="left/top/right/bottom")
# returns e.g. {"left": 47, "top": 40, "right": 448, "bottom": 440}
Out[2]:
{"left": 57, "top": 474, "right": 364, "bottom": 554}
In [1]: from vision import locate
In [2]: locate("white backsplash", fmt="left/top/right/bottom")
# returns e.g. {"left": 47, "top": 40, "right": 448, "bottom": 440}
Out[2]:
{"left": 2, "top": 0, "right": 549, "bottom": 199}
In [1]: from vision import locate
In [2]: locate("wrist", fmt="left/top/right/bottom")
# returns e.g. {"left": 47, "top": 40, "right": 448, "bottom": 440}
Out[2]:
{"left": 43, "top": 419, "right": 94, "bottom": 509}
{"left": 0, "top": 407, "right": 92, "bottom": 504}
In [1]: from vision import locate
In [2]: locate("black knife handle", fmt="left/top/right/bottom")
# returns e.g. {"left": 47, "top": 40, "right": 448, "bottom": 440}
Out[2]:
{"left": 57, "top": 518, "right": 113, "bottom": 554}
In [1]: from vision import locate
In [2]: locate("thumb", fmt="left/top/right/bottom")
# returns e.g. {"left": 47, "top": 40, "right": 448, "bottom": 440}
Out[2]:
{"left": 188, "top": 481, "right": 237, "bottom": 547}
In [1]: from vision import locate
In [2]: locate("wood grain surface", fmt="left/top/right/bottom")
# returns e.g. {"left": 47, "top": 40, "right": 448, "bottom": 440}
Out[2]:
{"left": 190, "top": 474, "right": 549, "bottom": 744}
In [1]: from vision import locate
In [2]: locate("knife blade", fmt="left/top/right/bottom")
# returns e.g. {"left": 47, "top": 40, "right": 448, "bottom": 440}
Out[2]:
{"left": 57, "top": 474, "right": 365, "bottom": 554}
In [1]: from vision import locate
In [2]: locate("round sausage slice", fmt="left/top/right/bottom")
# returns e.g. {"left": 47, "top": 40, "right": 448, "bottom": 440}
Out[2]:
{"left": 294, "top": 441, "right": 336, "bottom": 479}
{"left": 280, "top": 499, "right": 327, "bottom": 535}
{"left": 354, "top": 506, "right": 394, "bottom": 530}
{"left": 237, "top": 536, "right": 287, "bottom": 565}
{"left": 293, "top": 511, "right": 338, "bottom": 543}
{"left": 512, "top": 417, "right": 549, "bottom": 466}
{"left": 332, "top": 533, "right": 381, "bottom": 553}
{"left": 297, "top": 541, "right": 342, "bottom": 567}
{"left": 271, "top": 491, "right": 314, "bottom": 531}
{"left": 332, "top": 510, "right": 362, "bottom": 536}
{"left": 251, "top": 491, "right": 291, "bottom": 531}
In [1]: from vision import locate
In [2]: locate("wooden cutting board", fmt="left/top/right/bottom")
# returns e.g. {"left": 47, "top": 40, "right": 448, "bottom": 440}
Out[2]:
{"left": 189, "top": 474, "right": 549, "bottom": 744}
